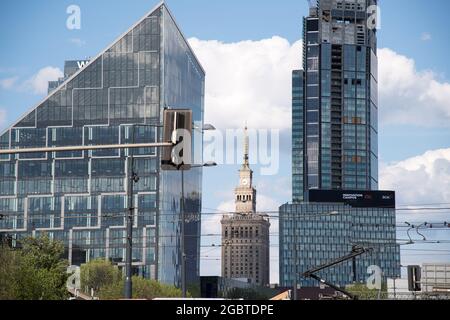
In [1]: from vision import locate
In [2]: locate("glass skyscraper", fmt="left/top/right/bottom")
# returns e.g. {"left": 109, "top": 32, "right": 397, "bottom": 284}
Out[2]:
{"left": 280, "top": 0, "right": 400, "bottom": 290}
{"left": 0, "top": 3, "right": 205, "bottom": 288}
{"left": 294, "top": 0, "right": 379, "bottom": 202}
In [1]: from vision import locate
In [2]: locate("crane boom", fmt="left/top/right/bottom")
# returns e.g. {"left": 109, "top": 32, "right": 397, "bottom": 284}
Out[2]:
{"left": 302, "top": 246, "right": 373, "bottom": 300}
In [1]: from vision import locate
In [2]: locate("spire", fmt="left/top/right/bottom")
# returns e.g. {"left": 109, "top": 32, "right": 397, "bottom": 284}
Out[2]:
{"left": 243, "top": 124, "right": 249, "bottom": 168}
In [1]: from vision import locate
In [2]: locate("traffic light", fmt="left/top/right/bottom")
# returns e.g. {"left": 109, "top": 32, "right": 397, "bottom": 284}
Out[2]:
{"left": 407, "top": 265, "right": 421, "bottom": 292}
{"left": 161, "top": 109, "right": 193, "bottom": 171}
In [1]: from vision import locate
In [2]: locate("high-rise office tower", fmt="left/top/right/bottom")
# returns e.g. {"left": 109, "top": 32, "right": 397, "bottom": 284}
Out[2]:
{"left": 280, "top": 0, "right": 400, "bottom": 290}
{"left": 0, "top": 3, "right": 205, "bottom": 288}
{"left": 293, "top": 0, "right": 379, "bottom": 202}
{"left": 221, "top": 128, "right": 270, "bottom": 287}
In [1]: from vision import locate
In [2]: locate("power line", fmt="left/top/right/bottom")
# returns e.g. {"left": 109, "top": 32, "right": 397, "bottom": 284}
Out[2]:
{"left": 2, "top": 207, "right": 450, "bottom": 221}
{"left": 9, "top": 232, "right": 450, "bottom": 245}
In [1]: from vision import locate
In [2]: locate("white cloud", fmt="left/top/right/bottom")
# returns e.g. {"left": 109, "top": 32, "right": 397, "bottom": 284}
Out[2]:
{"left": 189, "top": 37, "right": 450, "bottom": 129}
{"left": 380, "top": 148, "right": 450, "bottom": 206}
{"left": 258, "top": 176, "right": 292, "bottom": 202}
{"left": 69, "top": 38, "right": 87, "bottom": 47}
{"left": 201, "top": 201, "right": 232, "bottom": 236}
{"left": 420, "top": 32, "right": 432, "bottom": 41}
{"left": 378, "top": 48, "right": 450, "bottom": 127}
{"left": 23, "top": 66, "right": 63, "bottom": 95}
{"left": 189, "top": 36, "right": 302, "bottom": 130}
{"left": 0, "top": 76, "right": 19, "bottom": 90}
{"left": 188, "top": 36, "right": 450, "bottom": 129}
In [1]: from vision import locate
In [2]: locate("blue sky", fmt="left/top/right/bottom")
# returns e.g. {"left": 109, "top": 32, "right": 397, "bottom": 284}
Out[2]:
{"left": 1, "top": 0, "right": 450, "bottom": 282}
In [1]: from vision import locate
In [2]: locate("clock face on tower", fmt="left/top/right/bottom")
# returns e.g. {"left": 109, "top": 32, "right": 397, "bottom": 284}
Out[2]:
{"left": 241, "top": 178, "right": 248, "bottom": 186}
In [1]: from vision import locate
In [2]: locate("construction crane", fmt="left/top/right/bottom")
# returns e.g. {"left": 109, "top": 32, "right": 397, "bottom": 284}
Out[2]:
{"left": 302, "top": 246, "right": 373, "bottom": 300}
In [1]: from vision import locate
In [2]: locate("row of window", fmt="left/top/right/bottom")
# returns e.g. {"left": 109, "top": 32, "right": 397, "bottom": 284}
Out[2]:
{"left": 0, "top": 157, "right": 157, "bottom": 178}
{"left": 5, "top": 125, "right": 157, "bottom": 156}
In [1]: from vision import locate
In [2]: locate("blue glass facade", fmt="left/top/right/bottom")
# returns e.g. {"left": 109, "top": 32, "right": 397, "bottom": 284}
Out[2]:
{"left": 295, "top": 0, "right": 379, "bottom": 196}
{"left": 292, "top": 71, "right": 305, "bottom": 203}
{"left": 279, "top": 201, "right": 400, "bottom": 287}
{"left": 0, "top": 4, "right": 205, "bottom": 288}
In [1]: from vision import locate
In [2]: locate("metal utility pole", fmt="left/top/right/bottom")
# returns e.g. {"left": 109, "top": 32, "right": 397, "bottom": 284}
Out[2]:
{"left": 393, "top": 277, "right": 397, "bottom": 300}
{"left": 124, "top": 125, "right": 139, "bottom": 299}
{"left": 180, "top": 168, "right": 186, "bottom": 298}
{"left": 293, "top": 211, "right": 298, "bottom": 301}
{"left": 179, "top": 162, "right": 216, "bottom": 298}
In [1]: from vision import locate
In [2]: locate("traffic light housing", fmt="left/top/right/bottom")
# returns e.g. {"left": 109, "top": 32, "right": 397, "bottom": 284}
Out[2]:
{"left": 161, "top": 109, "right": 193, "bottom": 171}
{"left": 407, "top": 265, "right": 421, "bottom": 292}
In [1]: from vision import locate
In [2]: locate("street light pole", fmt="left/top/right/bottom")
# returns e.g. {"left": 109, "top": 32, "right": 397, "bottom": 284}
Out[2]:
{"left": 180, "top": 161, "right": 217, "bottom": 298}
{"left": 124, "top": 125, "right": 139, "bottom": 299}
{"left": 179, "top": 123, "right": 216, "bottom": 297}
{"left": 180, "top": 167, "right": 186, "bottom": 298}
{"left": 293, "top": 210, "right": 298, "bottom": 301}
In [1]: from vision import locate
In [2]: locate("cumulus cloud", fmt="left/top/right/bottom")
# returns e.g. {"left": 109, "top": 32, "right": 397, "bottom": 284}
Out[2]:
{"left": 23, "top": 66, "right": 63, "bottom": 95}
{"left": 188, "top": 36, "right": 450, "bottom": 130}
{"left": 0, "top": 76, "right": 19, "bottom": 90}
{"left": 189, "top": 36, "right": 302, "bottom": 130}
{"left": 201, "top": 201, "right": 233, "bottom": 236}
{"left": 378, "top": 48, "right": 450, "bottom": 127}
{"left": 380, "top": 148, "right": 450, "bottom": 206}
{"left": 258, "top": 176, "right": 292, "bottom": 202}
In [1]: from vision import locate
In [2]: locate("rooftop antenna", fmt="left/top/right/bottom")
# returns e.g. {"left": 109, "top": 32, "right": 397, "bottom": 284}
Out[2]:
{"left": 243, "top": 122, "right": 249, "bottom": 168}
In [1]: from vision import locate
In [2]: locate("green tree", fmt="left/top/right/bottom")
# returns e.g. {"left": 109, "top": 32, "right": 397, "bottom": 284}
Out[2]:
{"left": 0, "top": 241, "right": 20, "bottom": 299}
{"left": 15, "top": 234, "right": 69, "bottom": 300}
{"left": 0, "top": 234, "right": 69, "bottom": 300}
{"left": 97, "top": 280, "right": 123, "bottom": 299}
{"left": 187, "top": 284, "right": 201, "bottom": 298}
{"left": 346, "top": 283, "right": 388, "bottom": 300}
{"left": 98, "top": 276, "right": 186, "bottom": 300}
{"left": 80, "top": 259, "right": 122, "bottom": 295}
